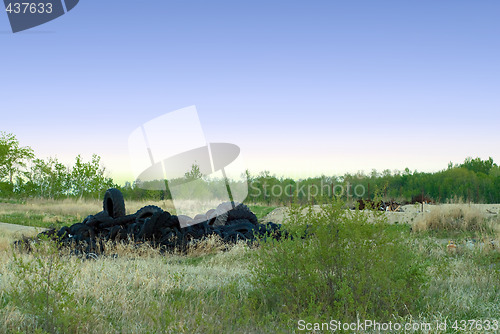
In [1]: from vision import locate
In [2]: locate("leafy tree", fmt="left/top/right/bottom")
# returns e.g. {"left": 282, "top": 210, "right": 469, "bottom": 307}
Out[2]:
{"left": 184, "top": 163, "right": 204, "bottom": 181}
{"left": 460, "top": 157, "right": 496, "bottom": 175}
{"left": 0, "top": 132, "right": 34, "bottom": 184}
{"left": 69, "top": 154, "right": 114, "bottom": 199}
{"left": 23, "top": 157, "right": 70, "bottom": 199}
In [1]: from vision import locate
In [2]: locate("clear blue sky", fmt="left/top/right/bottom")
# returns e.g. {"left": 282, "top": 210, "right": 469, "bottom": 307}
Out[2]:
{"left": 1, "top": 1, "right": 499, "bottom": 184}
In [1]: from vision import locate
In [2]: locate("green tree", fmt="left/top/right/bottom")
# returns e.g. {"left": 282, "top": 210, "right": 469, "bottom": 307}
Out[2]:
{"left": 460, "top": 157, "right": 496, "bottom": 175}
{"left": 23, "top": 157, "right": 70, "bottom": 198}
{"left": 0, "top": 132, "right": 34, "bottom": 184}
{"left": 69, "top": 154, "right": 114, "bottom": 198}
{"left": 184, "top": 163, "right": 204, "bottom": 181}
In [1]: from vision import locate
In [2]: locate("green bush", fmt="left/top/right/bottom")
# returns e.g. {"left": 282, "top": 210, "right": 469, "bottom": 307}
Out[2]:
{"left": 252, "top": 199, "right": 429, "bottom": 322}
{"left": 7, "top": 236, "right": 93, "bottom": 333}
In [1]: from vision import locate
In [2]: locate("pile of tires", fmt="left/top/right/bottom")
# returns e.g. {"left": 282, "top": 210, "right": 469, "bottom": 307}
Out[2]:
{"left": 33, "top": 188, "right": 285, "bottom": 256}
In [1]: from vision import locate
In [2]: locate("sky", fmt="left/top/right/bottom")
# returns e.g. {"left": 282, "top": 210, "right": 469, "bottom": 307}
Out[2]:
{"left": 1, "top": 1, "right": 499, "bottom": 185}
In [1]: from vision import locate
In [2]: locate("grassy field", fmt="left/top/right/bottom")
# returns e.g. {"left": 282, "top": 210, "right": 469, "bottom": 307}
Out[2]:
{"left": 0, "top": 200, "right": 499, "bottom": 333}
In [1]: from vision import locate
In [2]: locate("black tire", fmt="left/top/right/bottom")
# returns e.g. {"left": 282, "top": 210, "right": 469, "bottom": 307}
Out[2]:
{"left": 108, "top": 225, "right": 122, "bottom": 240}
{"left": 127, "top": 223, "right": 137, "bottom": 236}
{"left": 85, "top": 212, "right": 114, "bottom": 228}
{"left": 223, "top": 231, "right": 245, "bottom": 243}
{"left": 38, "top": 228, "right": 57, "bottom": 240}
{"left": 155, "top": 211, "right": 173, "bottom": 229}
{"left": 222, "top": 219, "right": 255, "bottom": 235}
{"left": 82, "top": 214, "right": 95, "bottom": 225}
{"left": 137, "top": 211, "right": 163, "bottom": 240}
{"left": 184, "top": 225, "right": 205, "bottom": 240}
{"left": 160, "top": 228, "right": 180, "bottom": 242}
{"left": 213, "top": 202, "right": 233, "bottom": 226}
{"left": 177, "top": 215, "right": 193, "bottom": 227}
{"left": 206, "top": 209, "right": 216, "bottom": 219}
{"left": 227, "top": 204, "right": 258, "bottom": 225}
{"left": 84, "top": 216, "right": 99, "bottom": 228}
{"left": 78, "top": 225, "right": 96, "bottom": 239}
{"left": 110, "top": 214, "right": 137, "bottom": 227}
{"left": 205, "top": 209, "right": 217, "bottom": 225}
{"left": 265, "top": 222, "right": 284, "bottom": 240}
{"left": 94, "top": 210, "right": 110, "bottom": 220}
{"left": 135, "top": 205, "right": 164, "bottom": 223}
{"left": 57, "top": 226, "right": 70, "bottom": 239}
{"left": 193, "top": 213, "right": 208, "bottom": 224}
{"left": 103, "top": 188, "right": 126, "bottom": 218}
{"left": 116, "top": 228, "right": 128, "bottom": 241}
{"left": 210, "top": 227, "right": 223, "bottom": 238}
{"left": 69, "top": 223, "right": 87, "bottom": 236}
{"left": 254, "top": 223, "right": 268, "bottom": 237}
{"left": 191, "top": 221, "right": 210, "bottom": 236}
{"left": 169, "top": 215, "right": 181, "bottom": 229}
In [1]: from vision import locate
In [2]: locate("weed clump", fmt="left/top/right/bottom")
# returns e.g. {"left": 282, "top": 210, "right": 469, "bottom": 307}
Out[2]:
{"left": 7, "top": 235, "right": 94, "bottom": 333}
{"left": 413, "top": 205, "right": 489, "bottom": 233}
{"left": 252, "top": 199, "right": 428, "bottom": 322}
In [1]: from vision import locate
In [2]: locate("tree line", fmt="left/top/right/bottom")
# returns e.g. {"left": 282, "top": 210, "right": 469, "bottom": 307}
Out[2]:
{"left": 0, "top": 132, "right": 114, "bottom": 199}
{"left": 243, "top": 157, "right": 500, "bottom": 205}
{"left": 1, "top": 131, "right": 499, "bottom": 204}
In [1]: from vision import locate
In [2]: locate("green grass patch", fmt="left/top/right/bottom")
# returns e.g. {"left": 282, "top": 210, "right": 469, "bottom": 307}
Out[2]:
{"left": 0, "top": 197, "right": 25, "bottom": 205}
{"left": 416, "top": 229, "right": 486, "bottom": 242}
{"left": 0, "top": 212, "right": 79, "bottom": 230}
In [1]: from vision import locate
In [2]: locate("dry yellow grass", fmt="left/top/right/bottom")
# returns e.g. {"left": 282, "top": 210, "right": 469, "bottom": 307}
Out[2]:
{"left": 0, "top": 232, "right": 254, "bottom": 333}
{"left": 412, "top": 204, "right": 491, "bottom": 232}
{"left": 0, "top": 233, "right": 13, "bottom": 253}
{"left": 0, "top": 227, "right": 41, "bottom": 252}
{"left": 0, "top": 198, "right": 225, "bottom": 219}
{"left": 0, "top": 198, "right": 101, "bottom": 217}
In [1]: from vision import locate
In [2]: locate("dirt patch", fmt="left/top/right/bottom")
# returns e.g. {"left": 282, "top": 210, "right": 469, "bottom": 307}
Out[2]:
{"left": 0, "top": 222, "right": 46, "bottom": 236}
{"left": 261, "top": 204, "right": 500, "bottom": 225}
{"left": 0, "top": 222, "right": 47, "bottom": 252}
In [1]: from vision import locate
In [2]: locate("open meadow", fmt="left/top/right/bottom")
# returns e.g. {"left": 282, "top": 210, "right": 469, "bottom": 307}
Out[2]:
{"left": 0, "top": 199, "right": 499, "bottom": 333}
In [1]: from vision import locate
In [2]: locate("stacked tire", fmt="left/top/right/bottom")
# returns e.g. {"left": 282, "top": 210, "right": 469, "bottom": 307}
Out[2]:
{"left": 32, "top": 189, "right": 284, "bottom": 257}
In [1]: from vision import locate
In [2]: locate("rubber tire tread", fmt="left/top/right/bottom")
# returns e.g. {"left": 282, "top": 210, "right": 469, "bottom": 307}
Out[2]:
{"left": 103, "top": 188, "right": 126, "bottom": 218}
{"left": 135, "top": 205, "right": 164, "bottom": 221}
{"left": 227, "top": 204, "right": 258, "bottom": 225}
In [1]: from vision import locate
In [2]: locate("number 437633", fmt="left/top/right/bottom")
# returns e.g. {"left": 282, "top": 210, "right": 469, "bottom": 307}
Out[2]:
{"left": 5, "top": 2, "right": 53, "bottom": 14}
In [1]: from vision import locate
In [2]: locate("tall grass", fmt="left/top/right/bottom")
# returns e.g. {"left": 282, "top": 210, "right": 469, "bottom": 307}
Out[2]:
{"left": 0, "top": 200, "right": 499, "bottom": 333}
{"left": 413, "top": 204, "right": 492, "bottom": 233}
{"left": 0, "top": 237, "right": 269, "bottom": 333}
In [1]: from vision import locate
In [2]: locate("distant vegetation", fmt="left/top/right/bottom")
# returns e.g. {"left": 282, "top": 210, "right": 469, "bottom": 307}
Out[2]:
{"left": 244, "top": 156, "right": 500, "bottom": 205}
{"left": 0, "top": 132, "right": 113, "bottom": 200}
{"left": 1, "top": 131, "right": 499, "bottom": 204}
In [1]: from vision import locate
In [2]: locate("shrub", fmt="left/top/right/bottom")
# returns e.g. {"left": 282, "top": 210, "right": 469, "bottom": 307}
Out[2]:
{"left": 7, "top": 235, "right": 93, "bottom": 333}
{"left": 252, "top": 199, "right": 428, "bottom": 322}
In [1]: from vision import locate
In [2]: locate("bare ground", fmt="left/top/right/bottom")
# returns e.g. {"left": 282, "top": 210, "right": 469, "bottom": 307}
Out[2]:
{"left": 0, "top": 222, "right": 46, "bottom": 236}
{"left": 261, "top": 203, "right": 500, "bottom": 225}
